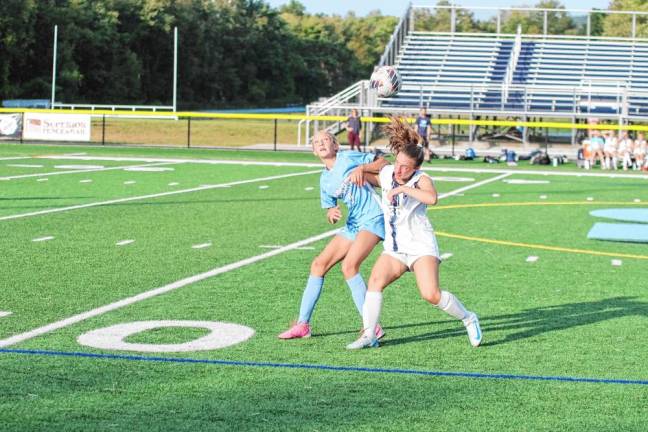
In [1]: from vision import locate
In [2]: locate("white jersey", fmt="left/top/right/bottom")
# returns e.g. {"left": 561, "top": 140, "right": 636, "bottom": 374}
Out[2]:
{"left": 378, "top": 165, "right": 439, "bottom": 256}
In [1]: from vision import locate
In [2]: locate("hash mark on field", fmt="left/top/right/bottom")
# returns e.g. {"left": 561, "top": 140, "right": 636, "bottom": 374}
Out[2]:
{"left": 32, "top": 236, "right": 54, "bottom": 242}
{"left": 611, "top": 259, "right": 623, "bottom": 267}
{"left": 80, "top": 179, "right": 92, "bottom": 183}
{"left": 526, "top": 256, "right": 539, "bottom": 263}
{"left": 116, "top": 240, "right": 135, "bottom": 246}
{"left": 168, "top": 182, "right": 179, "bottom": 186}
{"left": 587, "top": 197, "right": 594, "bottom": 201}
{"left": 192, "top": 242, "right": 212, "bottom": 249}
{"left": 440, "top": 252, "right": 453, "bottom": 261}
{"left": 123, "top": 180, "right": 136, "bottom": 185}
{"left": 305, "top": 187, "right": 314, "bottom": 191}
{"left": 258, "top": 185, "right": 269, "bottom": 189}
{"left": 0, "top": 311, "right": 12, "bottom": 318}
{"left": 37, "top": 178, "right": 48, "bottom": 182}
{"left": 7, "top": 164, "right": 43, "bottom": 168}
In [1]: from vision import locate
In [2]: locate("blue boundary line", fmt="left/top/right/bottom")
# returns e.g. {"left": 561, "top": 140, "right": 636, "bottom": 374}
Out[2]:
{"left": 1, "top": 348, "right": 647, "bottom": 386}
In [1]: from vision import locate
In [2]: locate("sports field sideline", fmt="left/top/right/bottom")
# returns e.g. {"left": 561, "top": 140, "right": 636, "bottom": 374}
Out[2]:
{"left": 1, "top": 143, "right": 647, "bottom": 431}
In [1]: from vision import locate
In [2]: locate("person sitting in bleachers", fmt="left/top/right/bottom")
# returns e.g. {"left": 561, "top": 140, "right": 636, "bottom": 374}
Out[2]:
{"left": 617, "top": 131, "right": 634, "bottom": 171}
{"left": 589, "top": 130, "right": 605, "bottom": 169}
{"left": 634, "top": 132, "right": 647, "bottom": 171}
{"left": 603, "top": 131, "right": 618, "bottom": 170}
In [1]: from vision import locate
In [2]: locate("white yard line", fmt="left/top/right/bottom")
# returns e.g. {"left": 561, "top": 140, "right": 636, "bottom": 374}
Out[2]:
{"left": 437, "top": 172, "right": 512, "bottom": 199}
{"left": 0, "top": 169, "right": 321, "bottom": 222}
{"left": 0, "top": 229, "right": 340, "bottom": 348}
{"left": 0, "top": 157, "right": 31, "bottom": 161}
{"left": 40, "top": 154, "right": 323, "bottom": 168}
{"left": 0, "top": 161, "right": 178, "bottom": 181}
{"left": 37, "top": 154, "right": 648, "bottom": 179}
{"left": 0, "top": 172, "right": 507, "bottom": 347}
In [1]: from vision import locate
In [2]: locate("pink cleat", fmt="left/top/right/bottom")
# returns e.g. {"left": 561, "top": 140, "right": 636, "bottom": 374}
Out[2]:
{"left": 278, "top": 322, "right": 311, "bottom": 339}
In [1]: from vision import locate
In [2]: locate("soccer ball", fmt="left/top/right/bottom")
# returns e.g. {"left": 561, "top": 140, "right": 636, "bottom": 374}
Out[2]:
{"left": 370, "top": 65, "right": 402, "bottom": 98}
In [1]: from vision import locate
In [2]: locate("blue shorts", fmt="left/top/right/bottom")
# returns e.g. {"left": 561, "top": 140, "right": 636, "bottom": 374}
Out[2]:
{"left": 340, "top": 214, "right": 385, "bottom": 241}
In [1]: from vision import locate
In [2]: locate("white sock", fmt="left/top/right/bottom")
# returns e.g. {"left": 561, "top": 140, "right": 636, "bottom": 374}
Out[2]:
{"left": 437, "top": 290, "right": 469, "bottom": 321}
{"left": 362, "top": 291, "right": 383, "bottom": 339}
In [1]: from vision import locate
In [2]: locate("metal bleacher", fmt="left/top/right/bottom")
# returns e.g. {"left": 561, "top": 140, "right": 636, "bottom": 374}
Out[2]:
{"left": 375, "top": 5, "right": 648, "bottom": 122}
{"left": 303, "top": 5, "right": 648, "bottom": 147}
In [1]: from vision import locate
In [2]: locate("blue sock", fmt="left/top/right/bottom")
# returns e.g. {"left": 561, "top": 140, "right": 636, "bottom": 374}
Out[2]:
{"left": 346, "top": 273, "right": 367, "bottom": 315}
{"left": 297, "top": 275, "right": 324, "bottom": 323}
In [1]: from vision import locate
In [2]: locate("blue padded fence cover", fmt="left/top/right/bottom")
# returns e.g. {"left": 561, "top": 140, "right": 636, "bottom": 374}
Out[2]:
{"left": 587, "top": 222, "right": 648, "bottom": 243}
{"left": 590, "top": 209, "right": 648, "bottom": 223}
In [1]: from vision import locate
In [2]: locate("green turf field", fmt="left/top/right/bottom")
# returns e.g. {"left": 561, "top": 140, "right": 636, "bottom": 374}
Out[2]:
{"left": 1, "top": 143, "right": 647, "bottom": 431}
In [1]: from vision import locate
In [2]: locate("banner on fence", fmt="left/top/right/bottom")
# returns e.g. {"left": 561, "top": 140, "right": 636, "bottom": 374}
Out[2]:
{"left": 0, "top": 114, "right": 23, "bottom": 140}
{"left": 23, "top": 112, "right": 91, "bottom": 142}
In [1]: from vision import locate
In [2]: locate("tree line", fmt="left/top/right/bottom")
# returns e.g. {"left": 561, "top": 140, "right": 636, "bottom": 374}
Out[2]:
{"left": 0, "top": 0, "right": 642, "bottom": 108}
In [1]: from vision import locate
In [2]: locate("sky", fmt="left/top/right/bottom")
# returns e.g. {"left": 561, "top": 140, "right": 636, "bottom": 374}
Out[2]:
{"left": 266, "top": 1, "right": 613, "bottom": 18}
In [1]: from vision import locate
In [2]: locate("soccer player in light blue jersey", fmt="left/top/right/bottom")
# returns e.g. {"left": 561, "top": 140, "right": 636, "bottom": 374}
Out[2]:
{"left": 278, "top": 130, "right": 388, "bottom": 339}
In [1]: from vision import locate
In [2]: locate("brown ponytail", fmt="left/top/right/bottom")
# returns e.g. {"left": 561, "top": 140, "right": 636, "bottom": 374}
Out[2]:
{"left": 383, "top": 116, "right": 425, "bottom": 167}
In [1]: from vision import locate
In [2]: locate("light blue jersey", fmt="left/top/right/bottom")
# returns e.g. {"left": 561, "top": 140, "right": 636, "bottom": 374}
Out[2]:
{"left": 320, "top": 151, "right": 385, "bottom": 240}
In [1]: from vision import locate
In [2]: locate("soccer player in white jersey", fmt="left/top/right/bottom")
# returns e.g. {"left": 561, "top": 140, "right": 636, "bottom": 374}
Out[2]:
{"left": 633, "top": 132, "right": 646, "bottom": 170}
{"left": 278, "top": 131, "right": 388, "bottom": 340}
{"left": 347, "top": 117, "right": 482, "bottom": 349}
{"left": 617, "top": 131, "right": 634, "bottom": 171}
{"left": 603, "top": 131, "right": 618, "bottom": 170}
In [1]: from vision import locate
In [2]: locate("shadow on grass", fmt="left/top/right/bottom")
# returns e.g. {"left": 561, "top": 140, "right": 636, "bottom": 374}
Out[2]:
{"left": 382, "top": 296, "right": 648, "bottom": 348}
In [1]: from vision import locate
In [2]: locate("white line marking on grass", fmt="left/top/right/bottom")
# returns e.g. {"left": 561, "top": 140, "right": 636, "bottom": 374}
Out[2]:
{"left": 611, "top": 259, "right": 623, "bottom": 267}
{"left": 526, "top": 256, "right": 539, "bottom": 263}
{"left": 305, "top": 187, "right": 314, "bottom": 191}
{"left": 55, "top": 164, "right": 105, "bottom": 170}
{"left": 258, "top": 185, "right": 269, "bottom": 189}
{"left": 0, "top": 170, "right": 320, "bottom": 222}
{"left": 192, "top": 242, "right": 212, "bottom": 249}
{"left": 503, "top": 179, "right": 550, "bottom": 185}
{"left": 36, "top": 154, "right": 648, "bottom": 180}
{"left": 0, "top": 311, "right": 13, "bottom": 318}
{"left": 32, "top": 236, "right": 54, "bottom": 242}
{"left": 123, "top": 180, "right": 136, "bottom": 185}
{"left": 0, "top": 176, "right": 504, "bottom": 348}
{"left": 116, "top": 240, "right": 135, "bottom": 246}
{"left": 539, "top": 195, "right": 547, "bottom": 199}
{"left": 492, "top": 193, "right": 500, "bottom": 198}
{"left": 37, "top": 178, "right": 48, "bottom": 182}
{"left": 0, "top": 162, "right": 177, "bottom": 181}
{"left": 80, "top": 179, "right": 93, "bottom": 183}
{"left": 0, "top": 157, "right": 30, "bottom": 161}
{"left": 587, "top": 197, "right": 594, "bottom": 201}
{"left": 168, "top": 182, "right": 179, "bottom": 186}
{"left": 123, "top": 166, "right": 174, "bottom": 172}
{"left": 634, "top": 198, "right": 641, "bottom": 203}
{"left": 437, "top": 173, "right": 512, "bottom": 200}
{"left": 7, "top": 164, "right": 43, "bottom": 168}
{"left": 0, "top": 228, "right": 339, "bottom": 348}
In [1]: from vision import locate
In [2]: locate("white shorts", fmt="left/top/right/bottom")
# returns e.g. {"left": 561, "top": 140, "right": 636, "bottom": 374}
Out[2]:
{"left": 383, "top": 250, "right": 440, "bottom": 271}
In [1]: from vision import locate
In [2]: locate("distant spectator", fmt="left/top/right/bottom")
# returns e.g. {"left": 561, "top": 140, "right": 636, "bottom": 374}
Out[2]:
{"left": 617, "top": 131, "right": 634, "bottom": 171}
{"left": 603, "top": 130, "right": 618, "bottom": 170}
{"left": 634, "top": 132, "right": 647, "bottom": 170}
{"left": 346, "top": 109, "right": 362, "bottom": 152}
{"left": 589, "top": 130, "right": 605, "bottom": 169}
{"left": 415, "top": 107, "right": 432, "bottom": 162}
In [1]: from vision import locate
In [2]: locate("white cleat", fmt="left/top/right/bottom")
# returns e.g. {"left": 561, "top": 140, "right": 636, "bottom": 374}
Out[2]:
{"left": 463, "top": 312, "right": 482, "bottom": 347}
{"left": 346, "top": 335, "right": 379, "bottom": 350}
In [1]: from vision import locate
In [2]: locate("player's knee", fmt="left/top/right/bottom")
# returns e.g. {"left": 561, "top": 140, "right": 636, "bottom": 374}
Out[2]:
{"left": 421, "top": 289, "right": 441, "bottom": 305}
{"left": 340, "top": 259, "right": 359, "bottom": 279}
{"left": 310, "top": 256, "right": 329, "bottom": 276}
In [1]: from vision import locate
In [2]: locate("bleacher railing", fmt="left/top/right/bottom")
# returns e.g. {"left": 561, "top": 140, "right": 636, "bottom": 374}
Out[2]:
{"left": 410, "top": 5, "right": 648, "bottom": 39}
{"left": 379, "top": 3, "right": 413, "bottom": 66}
{"left": 502, "top": 26, "right": 523, "bottom": 104}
